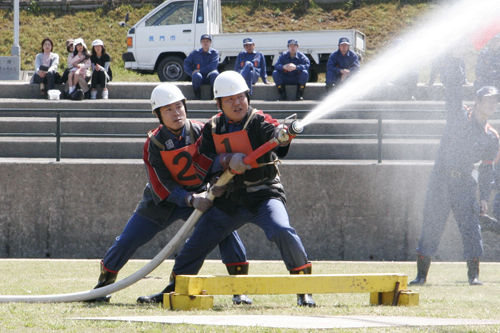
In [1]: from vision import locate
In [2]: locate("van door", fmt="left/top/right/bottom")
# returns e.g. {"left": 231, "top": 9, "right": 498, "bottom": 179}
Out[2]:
{"left": 135, "top": 0, "right": 196, "bottom": 67}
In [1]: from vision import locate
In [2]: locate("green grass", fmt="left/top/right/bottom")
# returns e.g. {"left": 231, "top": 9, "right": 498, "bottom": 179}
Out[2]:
{"left": 0, "top": 1, "right": 461, "bottom": 83}
{"left": 1, "top": 259, "right": 500, "bottom": 332}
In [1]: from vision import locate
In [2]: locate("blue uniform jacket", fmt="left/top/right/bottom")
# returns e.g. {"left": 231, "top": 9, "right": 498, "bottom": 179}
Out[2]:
{"left": 326, "top": 49, "right": 360, "bottom": 76}
{"left": 184, "top": 47, "right": 219, "bottom": 76}
{"left": 274, "top": 51, "right": 310, "bottom": 75}
{"left": 234, "top": 51, "right": 268, "bottom": 83}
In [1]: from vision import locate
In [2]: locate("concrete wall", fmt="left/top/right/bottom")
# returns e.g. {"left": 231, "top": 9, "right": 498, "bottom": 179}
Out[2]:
{"left": 1, "top": 160, "right": 499, "bottom": 262}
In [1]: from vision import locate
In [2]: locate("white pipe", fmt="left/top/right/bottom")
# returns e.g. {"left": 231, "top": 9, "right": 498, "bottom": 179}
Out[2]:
{"left": 0, "top": 170, "right": 233, "bottom": 303}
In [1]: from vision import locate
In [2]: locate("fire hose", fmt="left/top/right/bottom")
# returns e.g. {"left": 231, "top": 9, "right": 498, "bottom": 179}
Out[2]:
{"left": 0, "top": 119, "right": 303, "bottom": 303}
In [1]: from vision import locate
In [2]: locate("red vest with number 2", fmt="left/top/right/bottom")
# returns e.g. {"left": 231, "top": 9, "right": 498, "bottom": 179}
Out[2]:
{"left": 160, "top": 144, "right": 203, "bottom": 186}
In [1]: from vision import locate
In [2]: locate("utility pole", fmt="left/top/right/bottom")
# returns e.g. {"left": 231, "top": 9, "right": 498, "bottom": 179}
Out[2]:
{"left": 1, "top": 0, "right": 22, "bottom": 80}
{"left": 11, "top": 0, "right": 20, "bottom": 56}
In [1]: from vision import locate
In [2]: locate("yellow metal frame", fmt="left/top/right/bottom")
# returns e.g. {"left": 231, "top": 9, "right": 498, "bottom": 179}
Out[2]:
{"left": 162, "top": 273, "right": 419, "bottom": 310}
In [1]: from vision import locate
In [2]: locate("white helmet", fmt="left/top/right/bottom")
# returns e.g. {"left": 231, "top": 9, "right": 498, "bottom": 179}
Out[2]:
{"left": 150, "top": 83, "right": 186, "bottom": 113}
{"left": 213, "top": 71, "right": 250, "bottom": 99}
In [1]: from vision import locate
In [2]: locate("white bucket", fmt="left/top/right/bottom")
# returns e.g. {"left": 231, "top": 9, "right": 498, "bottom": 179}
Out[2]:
{"left": 48, "top": 90, "right": 61, "bottom": 100}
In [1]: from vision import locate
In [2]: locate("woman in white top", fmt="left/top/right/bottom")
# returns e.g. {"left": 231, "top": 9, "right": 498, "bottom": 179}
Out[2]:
{"left": 32, "top": 38, "right": 59, "bottom": 97}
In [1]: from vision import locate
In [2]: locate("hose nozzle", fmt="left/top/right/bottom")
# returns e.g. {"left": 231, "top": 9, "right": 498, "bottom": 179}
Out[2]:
{"left": 288, "top": 120, "right": 304, "bottom": 136}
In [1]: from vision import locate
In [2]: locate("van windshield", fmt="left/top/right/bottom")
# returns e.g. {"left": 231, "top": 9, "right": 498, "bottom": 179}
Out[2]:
{"left": 146, "top": 0, "right": 194, "bottom": 27}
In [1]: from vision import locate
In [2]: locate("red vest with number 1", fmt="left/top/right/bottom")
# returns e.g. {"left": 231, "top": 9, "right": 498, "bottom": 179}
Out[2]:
{"left": 212, "top": 109, "right": 259, "bottom": 168}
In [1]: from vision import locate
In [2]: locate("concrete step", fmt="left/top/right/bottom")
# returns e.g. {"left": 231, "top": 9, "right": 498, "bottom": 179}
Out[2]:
{"left": 0, "top": 99, "right": 462, "bottom": 121}
{"left": 0, "top": 136, "right": 439, "bottom": 160}
{"left": 0, "top": 82, "right": 476, "bottom": 101}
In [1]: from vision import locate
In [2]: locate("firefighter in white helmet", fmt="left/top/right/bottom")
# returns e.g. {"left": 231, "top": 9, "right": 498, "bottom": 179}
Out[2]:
{"left": 138, "top": 71, "right": 316, "bottom": 307}
{"left": 87, "top": 83, "right": 250, "bottom": 304}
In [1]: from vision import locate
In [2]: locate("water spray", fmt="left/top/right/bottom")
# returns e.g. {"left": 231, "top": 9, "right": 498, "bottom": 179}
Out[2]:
{"left": 299, "top": 0, "right": 500, "bottom": 128}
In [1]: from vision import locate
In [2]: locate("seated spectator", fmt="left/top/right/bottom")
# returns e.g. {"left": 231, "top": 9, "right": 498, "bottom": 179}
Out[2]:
{"left": 183, "top": 34, "right": 219, "bottom": 100}
{"left": 272, "top": 39, "right": 310, "bottom": 101}
{"left": 474, "top": 34, "right": 500, "bottom": 91}
{"left": 325, "top": 37, "right": 360, "bottom": 93}
{"left": 32, "top": 37, "right": 60, "bottom": 97}
{"left": 68, "top": 38, "right": 91, "bottom": 100}
{"left": 90, "top": 39, "right": 112, "bottom": 99}
{"left": 234, "top": 37, "right": 272, "bottom": 95}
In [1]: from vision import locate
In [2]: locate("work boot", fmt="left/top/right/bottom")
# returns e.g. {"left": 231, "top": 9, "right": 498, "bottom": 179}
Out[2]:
{"left": 84, "top": 261, "right": 118, "bottom": 303}
{"left": 467, "top": 258, "right": 483, "bottom": 285}
{"left": 194, "top": 89, "right": 202, "bottom": 100}
{"left": 296, "top": 85, "right": 305, "bottom": 101}
{"left": 277, "top": 85, "right": 287, "bottom": 101}
{"left": 137, "top": 272, "right": 176, "bottom": 304}
{"left": 290, "top": 263, "right": 316, "bottom": 307}
{"left": 226, "top": 263, "right": 252, "bottom": 305}
{"left": 409, "top": 254, "right": 431, "bottom": 285}
{"left": 479, "top": 214, "right": 500, "bottom": 235}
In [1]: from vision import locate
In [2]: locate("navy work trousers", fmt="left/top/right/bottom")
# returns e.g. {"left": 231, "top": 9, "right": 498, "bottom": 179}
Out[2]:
{"left": 416, "top": 170, "right": 483, "bottom": 259}
{"left": 172, "top": 198, "right": 309, "bottom": 275}
{"left": 239, "top": 61, "right": 260, "bottom": 95}
{"left": 272, "top": 70, "right": 308, "bottom": 87}
{"left": 102, "top": 208, "right": 247, "bottom": 272}
{"left": 192, "top": 70, "right": 219, "bottom": 91}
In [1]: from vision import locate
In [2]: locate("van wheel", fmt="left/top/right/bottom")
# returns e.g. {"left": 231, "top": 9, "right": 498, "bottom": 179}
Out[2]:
{"left": 157, "top": 56, "right": 189, "bottom": 82}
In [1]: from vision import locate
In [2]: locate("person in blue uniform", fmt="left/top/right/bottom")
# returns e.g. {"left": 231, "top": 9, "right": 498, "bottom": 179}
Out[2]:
{"left": 234, "top": 37, "right": 272, "bottom": 95}
{"left": 184, "top": 34, "right": 219, "bottom": 100}
{"left": 87, "top": 83, "right": 250, "bottom": 304}
{"left": 409, "top": 80, "right": 500, "bottom": 286}
{"left": 426, "top": 53, "right": 468, "bottom": 86}
{"left": 474, "top": 34, "right": 500, "bottom": 91}
{"left": 272, "top": 39, "right": 310, "bottom": 101}
{"left": 325, "top": 37, "right": 360, "bottom": 93}
{"left": 137, "top": 71, "right": 316, "bottom": 307}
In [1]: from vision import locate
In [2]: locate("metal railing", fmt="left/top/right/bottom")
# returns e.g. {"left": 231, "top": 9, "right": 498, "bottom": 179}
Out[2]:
{"left": 0, "top": 108, "right": 443, "bottom": 163}
{"left": 0, "top": 108, "right": 153, "bottom": 161}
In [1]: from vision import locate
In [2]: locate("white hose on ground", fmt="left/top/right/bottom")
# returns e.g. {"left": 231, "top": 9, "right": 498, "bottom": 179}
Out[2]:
{"left": 0, "top": 170, "right": 233, "bottom": 303}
